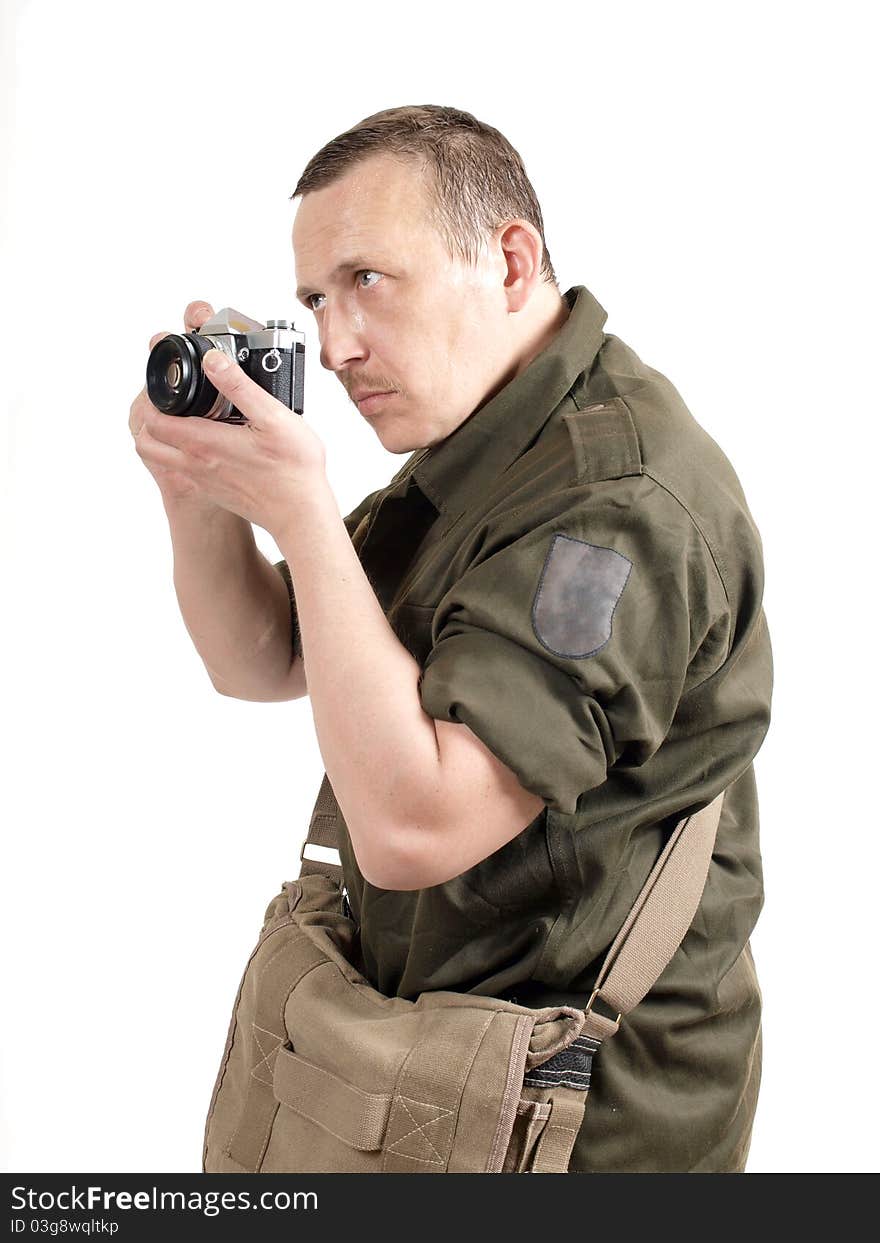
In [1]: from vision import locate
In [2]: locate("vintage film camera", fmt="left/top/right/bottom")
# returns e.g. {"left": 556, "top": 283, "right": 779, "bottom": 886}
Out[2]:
{"left": 146, "top": 308, "right": 305, "bottom": 423}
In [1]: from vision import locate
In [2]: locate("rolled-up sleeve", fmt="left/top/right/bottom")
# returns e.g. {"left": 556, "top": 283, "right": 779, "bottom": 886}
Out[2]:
{"left": 417, "top": 477, "right": 728, "bottom": 816}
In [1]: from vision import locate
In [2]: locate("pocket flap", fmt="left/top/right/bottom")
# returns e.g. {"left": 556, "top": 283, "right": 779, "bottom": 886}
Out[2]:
{"left": 272, "top": 1044, "right": 392, "bottom": 1152}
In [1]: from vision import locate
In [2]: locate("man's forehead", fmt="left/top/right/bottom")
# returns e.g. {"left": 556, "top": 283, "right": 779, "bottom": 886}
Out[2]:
{"left": 292, "top": 154, "right": 436, "bottom": 277}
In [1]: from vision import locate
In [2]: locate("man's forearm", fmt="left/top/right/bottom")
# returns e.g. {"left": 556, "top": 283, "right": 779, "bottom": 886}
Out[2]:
{"left": 276, "top": 478, "right": 444, "bottom": 888}
{"left": 165, "top": 497, "right": 305, "bottom": 701}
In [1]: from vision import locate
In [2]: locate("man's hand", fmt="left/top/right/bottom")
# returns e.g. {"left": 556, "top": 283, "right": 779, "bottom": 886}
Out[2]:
{"left": 130, "top": 302, "right": 220, "bottom": 509}
{"left": 133, "top": 305, "right": 328, "bottom": 538}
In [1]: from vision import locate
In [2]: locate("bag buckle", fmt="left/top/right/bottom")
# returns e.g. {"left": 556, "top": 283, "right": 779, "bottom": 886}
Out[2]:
{"left": 585, "top": 988, "right": 621, "bottom": 1027}
{"left": 299, "top": 840, "right": 342, "bottom": 868}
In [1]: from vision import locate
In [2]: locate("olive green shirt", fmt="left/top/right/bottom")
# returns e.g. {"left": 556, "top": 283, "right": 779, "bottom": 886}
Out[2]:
{"left": 275, "top": 284, "right": 773, "bottom": 1173}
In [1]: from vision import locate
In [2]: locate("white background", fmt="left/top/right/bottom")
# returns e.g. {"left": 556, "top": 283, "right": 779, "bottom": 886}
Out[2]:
{"left": 2, "top": 0, "right": 877, "bottom": 1175}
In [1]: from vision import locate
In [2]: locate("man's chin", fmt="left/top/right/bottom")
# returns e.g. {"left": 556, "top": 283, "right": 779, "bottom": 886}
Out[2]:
{"left": 372, "top": 428, "right": 425, "bottom": 455}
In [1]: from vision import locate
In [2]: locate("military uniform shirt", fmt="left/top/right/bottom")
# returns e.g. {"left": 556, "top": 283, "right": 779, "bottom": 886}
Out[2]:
{"left": 275, "top": 284, "right": 773, "bottom": 1173}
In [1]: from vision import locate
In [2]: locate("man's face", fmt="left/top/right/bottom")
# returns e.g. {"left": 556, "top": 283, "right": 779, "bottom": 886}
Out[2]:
{"left": 293, "top": 153, "right": 510, "bottom": 453}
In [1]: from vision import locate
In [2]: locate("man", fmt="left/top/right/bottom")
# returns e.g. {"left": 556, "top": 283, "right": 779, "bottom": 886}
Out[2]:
{"left": 130, "top": 105, "right": 773, "bottom": 1172}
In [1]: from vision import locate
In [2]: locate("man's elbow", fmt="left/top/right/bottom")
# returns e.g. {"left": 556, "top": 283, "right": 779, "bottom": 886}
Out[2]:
{"left": 209, "top": 676, "right": 259, "bottom": 702}
{"left": 207, "top": 666, "right": 307, "bottom": 702}
{"left": 353, "top": 819, "right": 443, "bottom": 892}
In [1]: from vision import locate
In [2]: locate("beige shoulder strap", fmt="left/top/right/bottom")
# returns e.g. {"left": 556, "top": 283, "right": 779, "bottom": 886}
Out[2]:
{"left": 298, "top": 773, "right": 345, "bottom": 884}
{"left": 579, "top": 791, "right": 724, "bottom": 1042}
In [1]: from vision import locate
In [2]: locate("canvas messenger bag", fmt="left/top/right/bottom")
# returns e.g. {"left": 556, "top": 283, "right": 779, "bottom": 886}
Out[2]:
{"left": 202, "top": 789, "right": 726, "bottom": 1174}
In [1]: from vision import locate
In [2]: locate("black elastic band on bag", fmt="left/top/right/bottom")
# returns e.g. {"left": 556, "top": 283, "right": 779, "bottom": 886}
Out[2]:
{"left": 523, "top": 1034, "right": 601, "bottom": 1092}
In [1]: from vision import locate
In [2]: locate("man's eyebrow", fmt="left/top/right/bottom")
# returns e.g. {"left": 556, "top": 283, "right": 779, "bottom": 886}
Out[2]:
{"left": 296, "top": 258, "right": 382, "bottom": 301}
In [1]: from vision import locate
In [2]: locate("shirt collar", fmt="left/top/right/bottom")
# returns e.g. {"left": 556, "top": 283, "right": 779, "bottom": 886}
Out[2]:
{"left": 404, "top": 284, "right": 607, "bottom": 524}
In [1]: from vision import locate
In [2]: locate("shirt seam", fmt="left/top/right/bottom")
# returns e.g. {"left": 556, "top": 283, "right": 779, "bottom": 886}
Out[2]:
{"left": 535, "top": 809, "right": 579, "bottom": 983}
{"left": 640, "top": 466, "right": 732, "bottom": 621}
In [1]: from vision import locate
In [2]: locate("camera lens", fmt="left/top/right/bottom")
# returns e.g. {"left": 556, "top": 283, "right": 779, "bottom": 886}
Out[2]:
{"left": 146, "top": 333, "right": 230, "bottom": 419}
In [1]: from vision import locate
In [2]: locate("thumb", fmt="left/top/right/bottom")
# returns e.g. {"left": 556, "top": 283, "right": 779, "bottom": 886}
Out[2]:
{"left": 202, "top": 348, "right": 275, "bottom": 428}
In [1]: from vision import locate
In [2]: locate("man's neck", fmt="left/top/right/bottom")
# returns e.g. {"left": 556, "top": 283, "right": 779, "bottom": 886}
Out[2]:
{"left": 469, "top": 285, "right": 571, "bottom": 418}
{"left": 511, "top": 285, "right": 570, "bottom": 380}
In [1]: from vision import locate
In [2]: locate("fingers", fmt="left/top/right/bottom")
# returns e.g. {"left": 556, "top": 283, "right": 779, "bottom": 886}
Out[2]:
{"left": 134, "top": 419, "right": 189, "bottom": 473}
{"left": 201, "top": 350, "right": 273, "bottom": 430}
{"left": 148, "top": 298, "right": 213, "bottom": 351}
{"left": 129, "top": 386, "right": 149, "bottom": 437}
{"left": 184, "top": 300, "right": 215, "bottom": 333}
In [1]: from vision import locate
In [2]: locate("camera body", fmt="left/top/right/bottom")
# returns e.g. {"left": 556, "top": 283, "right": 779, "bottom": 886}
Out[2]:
{"left": 146, "top": 308, "right": 305, "bottom": 423}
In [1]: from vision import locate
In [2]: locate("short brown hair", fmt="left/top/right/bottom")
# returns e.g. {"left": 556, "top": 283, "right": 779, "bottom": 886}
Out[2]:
{"left": 291, "top": 104, "right": 558, "bottom": 287}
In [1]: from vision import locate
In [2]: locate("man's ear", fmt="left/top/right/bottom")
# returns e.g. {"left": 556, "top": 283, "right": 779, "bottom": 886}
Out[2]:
{"left": 496, "top": 219, "right": 546, "bottom": 312}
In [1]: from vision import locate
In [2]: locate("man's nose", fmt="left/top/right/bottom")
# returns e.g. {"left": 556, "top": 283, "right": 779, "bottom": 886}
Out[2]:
{"left": 318, "top": 301, "right": 368, "bottom": 372}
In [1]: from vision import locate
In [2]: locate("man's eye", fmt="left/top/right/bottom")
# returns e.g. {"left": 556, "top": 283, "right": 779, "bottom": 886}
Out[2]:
{"left": 306, "top": 273, "right": 378, "bottom": 311}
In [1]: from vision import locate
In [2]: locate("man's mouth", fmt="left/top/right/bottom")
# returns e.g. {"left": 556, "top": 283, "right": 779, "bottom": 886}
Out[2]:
{"left": 354, "top": 390, "right": 397, "bottom": 416}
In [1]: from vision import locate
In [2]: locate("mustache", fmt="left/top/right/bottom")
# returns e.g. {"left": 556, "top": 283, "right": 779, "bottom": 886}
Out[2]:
{"left": 343, "top": 378, "right": 399, "bottom": 400}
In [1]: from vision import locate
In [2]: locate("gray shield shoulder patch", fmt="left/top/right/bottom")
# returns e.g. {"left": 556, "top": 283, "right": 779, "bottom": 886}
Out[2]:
{"left": 532, "top": 534, "right": 633, "bottom": 659}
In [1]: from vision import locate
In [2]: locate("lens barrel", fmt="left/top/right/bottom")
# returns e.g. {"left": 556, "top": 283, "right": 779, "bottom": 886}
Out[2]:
{"left": 146, "top": 333, "right": 224, "bottom": 418}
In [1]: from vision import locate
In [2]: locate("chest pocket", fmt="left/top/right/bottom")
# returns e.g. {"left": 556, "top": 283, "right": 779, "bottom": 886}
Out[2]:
{"left": 389, "top": 603, "right": 436, "bottom": 668}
